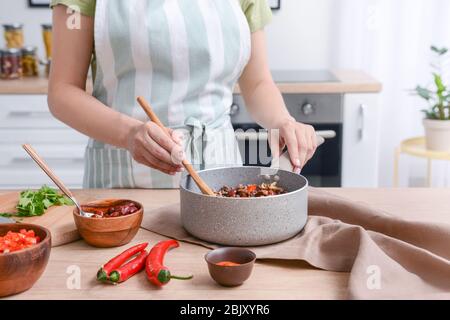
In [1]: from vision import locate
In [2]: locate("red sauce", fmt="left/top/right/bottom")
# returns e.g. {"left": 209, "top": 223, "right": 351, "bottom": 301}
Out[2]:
{"left": 84, "top": 202, "right": 139, "bottom": 218}
{"left": 216, "top": 261, "right": 241, "bottom": 267}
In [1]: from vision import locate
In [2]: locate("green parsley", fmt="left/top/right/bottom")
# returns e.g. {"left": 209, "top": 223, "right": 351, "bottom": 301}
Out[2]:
{"left": 15, "top": 185, "right": 74, "bottom": 217}
{"left": 0, "top": 213, "right": 14, "bottom": 218}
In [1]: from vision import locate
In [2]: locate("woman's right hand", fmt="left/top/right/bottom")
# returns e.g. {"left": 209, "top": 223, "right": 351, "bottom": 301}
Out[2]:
{"left": 126, "top": 122, "right": 185, "bottom": 175}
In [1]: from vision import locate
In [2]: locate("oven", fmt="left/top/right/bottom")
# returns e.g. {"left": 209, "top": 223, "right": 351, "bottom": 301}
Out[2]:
{"left": 231, "top": 93, "right": 343, "bottom": 187}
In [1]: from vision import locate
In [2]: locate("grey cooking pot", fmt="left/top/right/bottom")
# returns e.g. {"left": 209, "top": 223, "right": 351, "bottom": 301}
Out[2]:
{"left": 180, "top": 166, "right": 308, "bottom": 246}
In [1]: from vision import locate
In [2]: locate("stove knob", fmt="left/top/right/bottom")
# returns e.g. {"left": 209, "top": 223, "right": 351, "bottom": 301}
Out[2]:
{"left": 230, "top": 103, "right": 240, "bottom": 116}
{"left": 301, "top": 103, "right": 315, "bottom": 116}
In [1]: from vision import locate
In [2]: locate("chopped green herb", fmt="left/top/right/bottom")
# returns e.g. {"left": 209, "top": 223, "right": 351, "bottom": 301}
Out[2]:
{"left": 15, "top": 185, "right": 74, "bottom": 217}
{"left": 0, "top": 213, "right": 14, "bottom": 218}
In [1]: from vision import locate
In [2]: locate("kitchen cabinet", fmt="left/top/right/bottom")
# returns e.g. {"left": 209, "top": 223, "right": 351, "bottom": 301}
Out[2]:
{"left": 341, "top": 93, "right": 380, "bottom": 187}
{"left": 0, "top": 95, "right": 88, "bottom": 189}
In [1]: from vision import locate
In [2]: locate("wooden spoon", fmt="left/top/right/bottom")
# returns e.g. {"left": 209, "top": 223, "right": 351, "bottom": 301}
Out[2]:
{"left": 22, "top": 144, "right": 97, "bottom": 217}
{"left": 136, "top": 96, "right": 215, "bottom": 196}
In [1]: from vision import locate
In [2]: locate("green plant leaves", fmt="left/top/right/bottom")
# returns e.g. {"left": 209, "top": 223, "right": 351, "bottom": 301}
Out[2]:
{"left": 15, "top": 185, "right": 74, "bottom": 217}
{"left": 433, "top": 73, "right": 446, "bottom": 94}
{"left": 415, "top": 46, "right": 450, "bottom": 120}
{"left": 431, "top": 46, "right": 448, "bottom": 56}
{"left": 0, "top": 213, "right": 13, "bottom": 218}
{"left": 415, "top": 86, "right": 432, "bottom": 100}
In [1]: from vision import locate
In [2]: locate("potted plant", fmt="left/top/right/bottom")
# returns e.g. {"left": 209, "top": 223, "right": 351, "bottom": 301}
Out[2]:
{"left": 415, "top": 46, "right": 450, "bottom": 151}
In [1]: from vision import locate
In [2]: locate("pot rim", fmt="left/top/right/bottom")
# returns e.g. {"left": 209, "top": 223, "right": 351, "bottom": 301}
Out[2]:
{"left": 179, "top": 166, "right": 308, "bottom": 200}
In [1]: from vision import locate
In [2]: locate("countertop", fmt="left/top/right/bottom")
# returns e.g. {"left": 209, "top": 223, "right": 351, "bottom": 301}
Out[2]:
{"left": 3, "top": 187, "right": 448, "bottom": 300}
{"left": 0, "top": 70, "right": 382, "bottom": 95}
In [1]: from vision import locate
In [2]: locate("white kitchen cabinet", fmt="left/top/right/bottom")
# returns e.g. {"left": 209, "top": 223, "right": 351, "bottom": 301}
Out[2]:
{"left": 0, "top": 95, "right": 88, "bottom": 189}
{"left": 341, "top": 93, "right": 380, "bottom": 187}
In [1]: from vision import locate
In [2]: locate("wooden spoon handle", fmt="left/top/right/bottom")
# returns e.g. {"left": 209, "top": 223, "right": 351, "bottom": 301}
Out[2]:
{"left": 180, "top": 160, "right": 215, "bottom": 194}
{"left": 136, "top": 96, "right": 215, "bottom": 196}
{"left": 22, "top": 144, "right": 74, "bottom": 199}
{"left": 136, "top": 96, "right": 169, "bottom": 134}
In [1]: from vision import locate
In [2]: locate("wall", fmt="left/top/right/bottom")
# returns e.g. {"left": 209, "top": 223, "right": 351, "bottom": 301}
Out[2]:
{"left": 266, "top": 0, "right": 334, "bottom": 70}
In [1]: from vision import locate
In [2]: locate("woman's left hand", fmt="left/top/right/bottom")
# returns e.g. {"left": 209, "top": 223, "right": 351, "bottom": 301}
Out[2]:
{"left": 269, "top": 118, "right": 318, "bottom": 174}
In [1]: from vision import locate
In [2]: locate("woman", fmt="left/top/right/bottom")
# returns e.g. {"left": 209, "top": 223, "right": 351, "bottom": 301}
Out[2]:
{"left": 49, "top": 0, "right": 317, "bottom": 188}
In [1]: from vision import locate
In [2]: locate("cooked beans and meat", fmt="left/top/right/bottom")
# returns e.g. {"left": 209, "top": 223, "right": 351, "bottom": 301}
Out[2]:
{"left": 214, "top": 182, "right": 286, "bottom": 198}
{"left": 84, "top": 202, "right": 139, "bottom": 218}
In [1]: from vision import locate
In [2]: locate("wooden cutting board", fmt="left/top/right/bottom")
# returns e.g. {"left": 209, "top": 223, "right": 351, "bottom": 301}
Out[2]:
{"left": 0, "top": 192, "right": 93, "bottom": 247}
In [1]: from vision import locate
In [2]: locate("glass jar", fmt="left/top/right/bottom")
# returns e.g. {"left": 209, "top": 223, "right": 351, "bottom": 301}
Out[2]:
{"left": 42, "top": 24, "right": 52, "bottom": 60}
{"left": 3, "top": 24, "right": 24, "bottom": 49}
{"left": 0, "top": 48, "right": 22, "bottom": 79}
{"left": 21, "top": 46, "right": 39, "bottom": 77}
{"left": 41, "top": 59, "right": 51, "bottom": 78}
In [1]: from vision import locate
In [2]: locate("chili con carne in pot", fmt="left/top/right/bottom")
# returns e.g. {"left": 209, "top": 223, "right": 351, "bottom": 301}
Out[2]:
{"left": 180, "top": 166, "right": 308, "bottom": 246}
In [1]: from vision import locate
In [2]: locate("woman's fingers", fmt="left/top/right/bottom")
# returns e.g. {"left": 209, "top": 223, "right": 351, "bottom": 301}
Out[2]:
{"left": 169, "top": 129, "right": 185, "bottom": 165}
{"left": 146, "top": 137, "right": 183, "bottom": 171}
{"left": 170, "top": 129, "right": 183, "bottom": 146}
{"left": 297, "top": 124, "right": 317, "bottom": 167}
{"left": 145, "top": 122, "right": 184, "bottom": 168}
{"left": 279, "top": 121, "right": 318, "bottom": 173}
{"left": 127, "top": 122, "right": 184, "bottom": 175}
{"left": 147, "top": 122, "right": 178, "bottom": 152}
{"left": 307, "top": 125, "right": 318, "bottom": 162}
{"left": 282, "top": 125, "right": 301, "bottom": 171}
{"left": 268, "top": 129, "right": 283, "bottom": 159}
{"left": 296, "top": 129, "right": 309, "bottom": 169}
{"left": 140, "top": 151, "right": 180, "bottom": 175}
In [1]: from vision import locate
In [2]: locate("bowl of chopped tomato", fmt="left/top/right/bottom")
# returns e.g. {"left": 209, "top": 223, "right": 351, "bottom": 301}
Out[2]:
{"left": 0, "top": 223, "right": 51, "bottom": 297}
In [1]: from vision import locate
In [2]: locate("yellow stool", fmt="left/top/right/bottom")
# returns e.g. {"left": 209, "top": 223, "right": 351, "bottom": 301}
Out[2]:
{"left": 394, "top": 137, "right": 450, "bottom": 187}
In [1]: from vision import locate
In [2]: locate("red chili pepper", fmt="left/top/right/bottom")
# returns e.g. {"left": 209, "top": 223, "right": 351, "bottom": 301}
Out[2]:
{"left": 97, "top": 242, "right": 148, "bottom": 282}
{"left": 146, "top": 240, "right": 193, "bottom": 287}
{"left": 109, "top": 250, "right": 148, "bottom": 283}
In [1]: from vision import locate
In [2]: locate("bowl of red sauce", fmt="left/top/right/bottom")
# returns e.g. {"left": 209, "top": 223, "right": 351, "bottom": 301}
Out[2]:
{"left": 205, "top": 247, "right": 256, "bottom": 287}
{"left": 0, "top": 223, "right": 51, "bottom": 297}
{"left": 73, "top": 199, "right": 143, "bottom": 248}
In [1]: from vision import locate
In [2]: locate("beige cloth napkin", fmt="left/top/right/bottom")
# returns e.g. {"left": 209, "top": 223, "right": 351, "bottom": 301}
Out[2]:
{"left": 140, "top": 188, "right": 450, "bottom": 299}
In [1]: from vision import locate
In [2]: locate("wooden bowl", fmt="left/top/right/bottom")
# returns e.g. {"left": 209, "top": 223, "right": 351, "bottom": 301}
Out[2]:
{"left": 73, "top": 199, "right": 143, "bottom": 248}
{"left": 205, "top": 247, "right": 256, "bottom": 287}
{"left": 0, "top": 223, "right": 51, "bottom": 297}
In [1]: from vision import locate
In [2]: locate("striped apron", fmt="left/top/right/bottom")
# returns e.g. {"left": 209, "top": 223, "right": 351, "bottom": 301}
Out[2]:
{"left": 84, "top": 0, "right": 251, "bottom": 188}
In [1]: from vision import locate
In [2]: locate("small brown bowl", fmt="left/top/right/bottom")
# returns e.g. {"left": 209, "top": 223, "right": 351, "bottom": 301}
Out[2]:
{"left": 0, "top": 223, "right": 51, "bottom": 297}
{"left": 73, "top": 199, "right": 143, "bottom": 248}
{"left": 205, "top": 247, "right": 256, "bottom": 287}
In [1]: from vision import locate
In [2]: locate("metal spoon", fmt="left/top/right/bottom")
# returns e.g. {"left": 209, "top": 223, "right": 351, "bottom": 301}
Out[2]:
{"left": 0, "top": 216, "right": 15, "bottom": 224}
{"left": 22, "top": 144, "right": 96, "bottom": 218}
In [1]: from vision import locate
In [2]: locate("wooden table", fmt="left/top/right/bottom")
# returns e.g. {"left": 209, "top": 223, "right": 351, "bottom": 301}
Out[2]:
{"left": 4, "top": 188, "right": 449, "bottom": 300}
